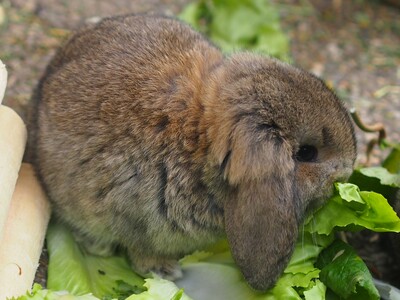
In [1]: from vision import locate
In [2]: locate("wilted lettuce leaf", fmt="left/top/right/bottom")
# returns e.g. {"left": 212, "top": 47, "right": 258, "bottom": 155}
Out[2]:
{"left": 315, "top": 240, "right": 379, "bottom": 300}
{"left": 179, "top": 0, "right": 289, "bottom": 59}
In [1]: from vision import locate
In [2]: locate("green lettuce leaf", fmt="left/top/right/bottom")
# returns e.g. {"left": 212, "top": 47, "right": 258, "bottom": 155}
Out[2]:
{"left": 46, "top": 221, "right": 145, "bottom": 298}
{"left": 349, "top": 166, "right": 399, "bottom": 201}
{"left": 359, "top": 167, "right": 400, "bottom": 187}
{"left": 302, "top": 280, "right": 326, "bottom": 300}
{"left": 284, "top": 233, "right": 334, "bottom": 274}
{"left": 315, "top": 240, "right": 379, "bottom": 300}
{"left": 179, "top": 0, "right": 289, "bottom": 59}
{"left": 304, "top": 183, "right": 400, "bottom": 234}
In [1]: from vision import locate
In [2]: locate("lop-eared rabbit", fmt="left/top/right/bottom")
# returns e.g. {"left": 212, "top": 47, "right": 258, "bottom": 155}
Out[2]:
{"left": 31, "top": 14, "right": 357, "bottom": 291}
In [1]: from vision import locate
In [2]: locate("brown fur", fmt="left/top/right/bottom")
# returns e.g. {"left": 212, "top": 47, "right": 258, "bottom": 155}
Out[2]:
{"left": 30, "top": 14, "right": 356, "bottom": 291}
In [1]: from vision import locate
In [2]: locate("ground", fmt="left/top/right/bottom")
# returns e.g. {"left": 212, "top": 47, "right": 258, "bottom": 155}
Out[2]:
{"left": 0, "top": 0, "right": 399, "bottom": 290}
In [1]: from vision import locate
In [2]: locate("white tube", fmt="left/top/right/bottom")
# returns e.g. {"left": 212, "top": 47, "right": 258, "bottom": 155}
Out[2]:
{"left": 0, "top": 163, "right": 51, "bottom": 298}
{"left": 0, "top": 105, "right": 27, "bottom": 242}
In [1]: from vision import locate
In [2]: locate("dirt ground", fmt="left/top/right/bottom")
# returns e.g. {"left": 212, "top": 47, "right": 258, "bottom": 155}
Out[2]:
{"left": 1, "top": 0, "right": 399, "bottom": 291}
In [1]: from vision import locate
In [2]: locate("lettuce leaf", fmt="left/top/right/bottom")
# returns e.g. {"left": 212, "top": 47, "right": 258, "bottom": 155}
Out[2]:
{"left": 179, "top": 0, "right": 289, "bottom": 59}
{"left": 359, "top": 167, "right": 400, "bottom": 187}
{"left": 46, "top": 222, "right": 144, "bottom": 298}
{"left": 304, "top": 183, "right": 400, "bottom": 235}
{"left": 316, "top": 240, "right": 379, "bottom": 300}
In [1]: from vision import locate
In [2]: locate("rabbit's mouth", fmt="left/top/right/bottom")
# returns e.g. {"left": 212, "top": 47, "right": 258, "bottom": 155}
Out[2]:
{"left": 299, "top": 157, "right": 355, "bottom": 216}
{"left": 297, "top": 180, "right": 331, "bottom": 216}
{"left": 303, "top": 170, "right": 354, "bottom": 218}
{"left": 304, "top": 191, "right": 334, "bottom": 219}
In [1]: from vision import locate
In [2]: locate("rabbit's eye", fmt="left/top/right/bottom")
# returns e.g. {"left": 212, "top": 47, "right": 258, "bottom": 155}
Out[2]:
{"left": 296, "top": 145, "right": 318, "bottom": 162}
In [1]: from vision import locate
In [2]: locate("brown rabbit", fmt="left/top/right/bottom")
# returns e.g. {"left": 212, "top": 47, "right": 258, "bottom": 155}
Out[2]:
{"left": 30, "top": 14, "right": 357, "bottom": 291}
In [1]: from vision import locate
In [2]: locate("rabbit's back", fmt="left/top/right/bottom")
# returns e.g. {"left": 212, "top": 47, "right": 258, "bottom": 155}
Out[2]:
{"left": 39, "top": 15, "right": 222, "bottom": 129}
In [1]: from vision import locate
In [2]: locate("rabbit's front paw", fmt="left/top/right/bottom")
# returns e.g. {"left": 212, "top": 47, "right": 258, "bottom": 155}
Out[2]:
{"left": 128, "top": 250, "right": 183, "bottom": 281}
{"left": 150, "top": 260, "right": 183, "bottom": 281}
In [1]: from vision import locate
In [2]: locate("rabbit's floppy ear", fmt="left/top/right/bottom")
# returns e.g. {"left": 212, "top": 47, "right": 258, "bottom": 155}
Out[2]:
{"left": 222, "top": 125, "right": 301, "bottom": 291}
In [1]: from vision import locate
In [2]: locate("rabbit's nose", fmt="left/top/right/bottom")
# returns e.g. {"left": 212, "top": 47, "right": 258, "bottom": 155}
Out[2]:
{"left": 328, "top": 159, "right": 354, "bottom": 182}
{"left": 335, "top": 170, "right": 352, "bottom": 183}
{"left": 334, "top": 165, "right": 353, "bottom": 183}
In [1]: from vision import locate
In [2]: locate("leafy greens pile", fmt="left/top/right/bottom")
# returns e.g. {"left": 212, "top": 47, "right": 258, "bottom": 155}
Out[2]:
{"left": 17, "top": 168, "right": 400, "bottom": 300}
{"left": 15, "top": 0, "right": 400, "bottom": 299}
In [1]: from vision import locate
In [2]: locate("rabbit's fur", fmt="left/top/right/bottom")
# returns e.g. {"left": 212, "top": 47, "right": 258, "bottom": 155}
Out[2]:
{"left": 30, "top": 14, "right": 357, "bottom": 291}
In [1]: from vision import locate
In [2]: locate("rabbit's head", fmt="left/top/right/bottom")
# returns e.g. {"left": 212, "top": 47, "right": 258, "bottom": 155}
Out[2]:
{"left": 203, "top": 53, "right": 357, "bottom": 290}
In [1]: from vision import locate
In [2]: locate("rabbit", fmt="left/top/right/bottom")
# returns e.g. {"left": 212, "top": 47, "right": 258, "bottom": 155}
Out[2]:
{"left": 30, "top": 14, "right": 357, "bottom": 291}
